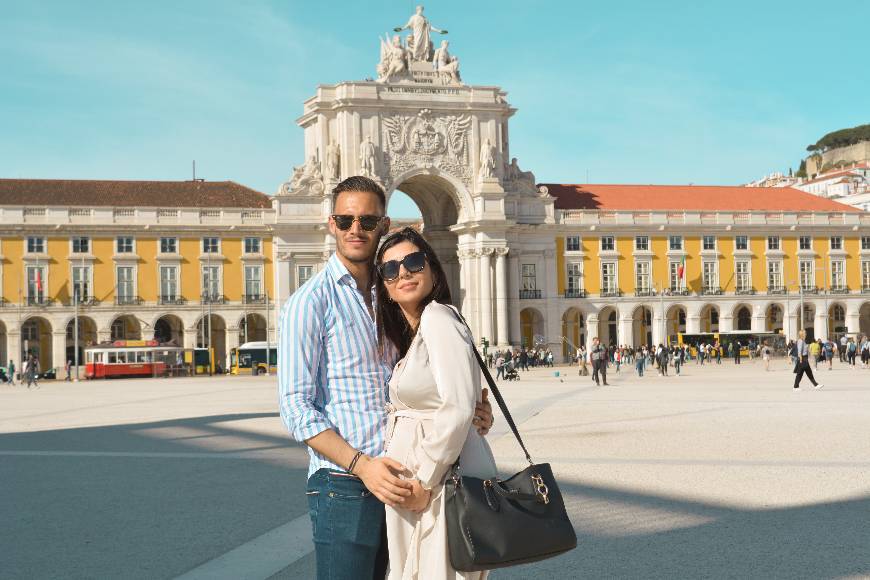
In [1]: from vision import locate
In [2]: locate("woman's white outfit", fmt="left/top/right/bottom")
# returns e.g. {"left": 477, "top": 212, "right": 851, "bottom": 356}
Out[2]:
{"left": 385, "top": 302, "right": 497, "bottom": 580}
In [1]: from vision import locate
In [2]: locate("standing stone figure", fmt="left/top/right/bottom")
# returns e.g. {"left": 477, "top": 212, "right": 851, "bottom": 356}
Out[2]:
{"left": 360, "top": 135, "right": 378, "bottom": 178}
{"left": 478, "top": 138, "right": 496, "bottom": 179}
{"left": 394, "top": 5, "right": 447, "bottom": 62}
{"left": 325, "top": 140, "right": 341, "bottom": 180}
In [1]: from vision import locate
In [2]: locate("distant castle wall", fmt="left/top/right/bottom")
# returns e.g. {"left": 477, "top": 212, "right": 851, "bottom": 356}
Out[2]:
{"left": 807, "top": 141, "right": 870, "bottom": 176}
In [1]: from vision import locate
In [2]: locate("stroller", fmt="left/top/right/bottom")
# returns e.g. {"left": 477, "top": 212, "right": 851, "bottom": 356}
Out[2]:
{"left": 504, "top": 365, "right": 520, "bottom": 381}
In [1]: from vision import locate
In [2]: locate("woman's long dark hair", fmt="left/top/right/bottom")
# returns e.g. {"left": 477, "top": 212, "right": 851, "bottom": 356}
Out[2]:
{"left": 375, "top": 227, "right": 452, "bottom": 358}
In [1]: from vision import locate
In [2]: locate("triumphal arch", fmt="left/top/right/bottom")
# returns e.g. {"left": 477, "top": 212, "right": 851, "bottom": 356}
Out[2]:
{"left": 272, "top": 6, "right": 553, "bottom": 347}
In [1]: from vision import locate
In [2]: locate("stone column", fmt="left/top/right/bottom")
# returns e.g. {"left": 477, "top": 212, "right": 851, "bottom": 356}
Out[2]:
{"left": 686, "top": 315, "right": 701, "bottom": 334}
{"left": 585, "top": 315, "right": 599, "bottom": 351}
{"left": 784, "top": 313, "right": 798, "bottom": 341}
{"left": 183, "top": 328, "right": 199, "bottom": 350}
{"left": 494, "top": 248, "right": 509, "bottom": 347}
{"left": 544, "top": 248, "right": 560, "bottom": 349}
{"left": 814, "top": 310, "right": 829, "bottom": 340}
{"left": 652, "top": 311, "right": 665, "bottom": 346}
{"left": 845, "top": 307, "right": 860, "bottom": 337}
{"left": 276, "top": 253, "right": 292, "bottom": 304}
{"left": 52, "top": 331, "right": 67, "bottom": 372}
{"left": 97, "top": 329, "right": 112, "bottom": 344}
{"left": 508, "top": 253, "right": 521, "bottom": 346}
{"left": 618, "top": 315, "right": 633, "bottom": 348}
{"left": 226, "top": 326, "right": 240, "bottom": 359}
{"left": 458, "top": 250, "right": 473, "bottom": 323}
{"left": 719, "top": 314, "right": 734, "bottom": 333}
{"left": 478, "top": 248, "right": 493, "bottom": 345}
{"left": 7, "top": 330, "right": 21, "bottom": 368}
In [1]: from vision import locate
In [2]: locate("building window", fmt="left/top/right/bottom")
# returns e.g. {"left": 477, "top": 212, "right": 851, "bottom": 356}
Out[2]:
{"left": 567, "top": 262, "right": 583, "bottom": 293}
{"left": 669, "top": 235, "right": 683, "bottom": 251}
{"left": 72, "top": 265, "right": 91, "bottom": 300}
{"left": 71, "top": 236, "right": 90, "bottom": 254}
{"left": 799, "top": 236, "right": 812, "bottom": 251}
{"left": 116, "top": 266, "right": 134, "bottom": 301}
{"left": 767, "top": 260, "right": 782, "bottom": 289}
{"left": 160, "top": 237, "right": 178, "bottom": 254}
{"left": 521, "top": 264, "right": 537, "bottom": 291}
{"left": 830, "top": 260, "right": 845, "bottom": 290}
{"left": 26, "top": 265, "right": 46, "bottom": 301}
{"left": 244, "top": 237, "right": 261, "bottom": 254}
{"left": 27, "top": 236, "right": 46, "bottom": 253}
{"left": 298, "top": 265, "right": 314, "bottom": 287}
{"left": 600, "top": 236, "right": 615, "bottom": 252}
{"left": 116, "top": 236, "right": 134, "bottom": 254}
{"left": 635, "top": 261, "right": 650, "bottom": 293}
{"left": 830, "top": 236, "right": 843, "bottom": 251}
{"left": 635, "top": 236, "right": 649, "bottom": 251}
{"left": 862, "top": 236, "right": 870, "bottom": 251}
{"left": 160, "top": 266, "right": 178, "bottom": 300}
{"left": 799, "top": 260, "right": 814, "bottom": 290}
{"left": 244, "top": 265, "right": 262, "bottom": 298}
{"left": 201, "top": 265, "right": 221, "bottom": 299}
{"left": 862, "top": 261, "right": 870, "bottom": 289}
{"left": 736, "top": 307, "right": 752, "bottom": 331}
{"left": 202, "top": 237, "right": 220, "bottom": 254}
{"left": 735, "top": 236, "right": 749, "bottom": 251}
{"left": 601, "top": 262, "right": 617, "bottom": 293}
{"left": 702, "top": 261, "right": 718, "bottom": 289}
{"left": 566, "top": 236, "right": 581, "bottom": 252}
{"left": 669, "top": 261, "right": 684, "bottom": 291}
{"left": 702, "top": 236, "right": 716, "bottom": 251}
{"left": 735, "top": 260, "right": 751, "bottom": 292}
{"left": 22, "top": 319, "right": 39, "bottom": 341}
{"left": 767, "top": 236, "right": 780, "bottom": 251}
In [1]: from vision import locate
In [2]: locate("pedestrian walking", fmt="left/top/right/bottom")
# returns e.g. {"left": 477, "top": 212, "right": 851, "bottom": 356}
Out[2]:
{"left": 794, "top": 330, "right": 823, "bottom": 390}
{"left": 65, "top": 359, "right": 72, "bottom": 381}
{"left": 636, "top": 347, "right": 645, "bottom": 376}
{"left": 673, "top": 346, "right": 683, "bottom": 375}
{"left": 590, "top": 337, "right": 608, "bottom": 386}
{"left": 846, "top": 338, "right": 857, "bottom": 367}
{"left": 823, "top": 340, "right": 834, "bottom": 370}
{"left": 7, "top": 359, "right": 15, "bottom": 386}
{"left": 762, "top": 343, "right": 771, "bottom": 371}
{"left": 495, "top": 354, "right": 505, "bottom": 380}
{"left": 577, "top": 345, "right": 588, "bottom": 376}
{"left": 733, "top": 341, "right": 741, "bottom": 365}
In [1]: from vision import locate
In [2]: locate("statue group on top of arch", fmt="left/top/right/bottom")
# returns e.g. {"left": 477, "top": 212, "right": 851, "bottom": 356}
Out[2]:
{"left": 377, "top": 5, "right": 462, "bottom": 85}
{"left": 284, "top": 154, "right": 325, "bottom": 196}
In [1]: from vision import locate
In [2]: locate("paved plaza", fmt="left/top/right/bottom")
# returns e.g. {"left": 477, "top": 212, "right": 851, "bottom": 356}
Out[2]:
{"left": 2, "top": 359, "right": 869, "bottom": 579}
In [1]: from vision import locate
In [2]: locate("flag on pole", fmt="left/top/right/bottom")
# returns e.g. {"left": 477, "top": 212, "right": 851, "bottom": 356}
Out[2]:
{"left": 677, "top": 256, "right": 686, "bottom": 280}
{"left": 35, "top": 268, "right": 43, "bottom": 292}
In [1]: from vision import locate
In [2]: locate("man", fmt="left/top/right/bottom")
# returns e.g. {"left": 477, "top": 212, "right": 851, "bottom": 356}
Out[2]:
{"left": 839, "top": 334, "right": 848, "bottom": 363}
{"left": 590, "top": 337, "right": 608, "bottom": 386}
{"left": 8, "top": 359, "right": 15, "bottom": 386}
{"left": 278, "top": 176, "right": 493, "bottom": 579}
{"left": 65, "top": 359, "right": 72, "bottom": 381}
{"left": 733, "top": 341, "right": 741, "bottom": 365}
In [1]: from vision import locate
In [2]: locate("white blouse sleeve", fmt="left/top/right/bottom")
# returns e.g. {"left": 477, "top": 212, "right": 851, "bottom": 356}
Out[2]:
{"left": 414, "top": 303, "right": 478, "bottom": 489}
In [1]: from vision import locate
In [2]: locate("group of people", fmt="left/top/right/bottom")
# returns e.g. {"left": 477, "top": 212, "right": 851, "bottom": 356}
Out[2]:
{"left": 488, "top": 346, "right": 554, "bottom": 379}
{"left": 786, "top": 334, "right": 870, "bottom": 371}
{"left": 2, "top": 355, "right": 39, "bottom": 389}
{"left": 574, "top": 342, "right": 689, "bottom": 381}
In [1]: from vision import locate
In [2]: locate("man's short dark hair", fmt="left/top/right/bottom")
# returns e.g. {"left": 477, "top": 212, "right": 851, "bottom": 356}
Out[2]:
{"left": 332, "top": 176, "right": 386, "bottom": 212}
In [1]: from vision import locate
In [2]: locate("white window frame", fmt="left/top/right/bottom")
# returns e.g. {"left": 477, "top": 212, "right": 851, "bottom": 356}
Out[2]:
{"left": 799, "top": 236, "right": 813, "bottom": 251}
{"left": 634, "top": 236, "right": 649, "bottom": 251}
{"left": 767, "top": 260, "right": 783, "bottom": 289}
{"left": 297, "top": 265, "right": 314, "bottom": 288}
{"left": 702, "top": 261, "right": 718, "bottom": 290}
{"left": 244, "top": 264, "right": 263, "bottom": 298}
{"left": 565, "top": 236, "right": 581, "bottom": 252}
{"left": 862, "top": 260, "right": 870, "bottom": 289}
{"left": 669, "top": 235, "right": 683, "bottom": 251}
{"left": 71, "top": 263, "right": 93, "bottom": 301}
{"left": 830, "top": 259, "right": 846, "bottom": 290}
{"left": 202, "top": 237, "right": 221, "bottom": 254}
{"left": 566, "top": 262, "right": 583, "bottom": 293}
{"left": 26, "top": 264, "right": 48, "bottom": 302}
{"left": 669, "top": 261, "right": 685, "bottom": 291}
{"left": 600, "top": 236, "right": 615, "bottom": 252}
{"left": 601, "top": 261, "right": 618, "bottom": 294}
{"left": 201, "top": 264, "right": 222, "bottom": 299}
{"left": 521, "top": 264, "right": 537, "bottom": 291}
{"left": 767, "top": 236, "right": 780, "bottom": 251}
{"left": 159, "top": 265, "right": 179, "bottom": 300}
{"left": 798, "top": 260, "right": 814, "bottom": 290}
{"left": 71, "top": 236, "right": 90, "bottom": 254}
{"left": 635, "top": 260, "right": 651, "bottom": 293}
{"left": 734, "top": 235, "right": 749, "bottom": 251}
{"left": 702, "top": 235, "right": 716, "bottom": 251}
{"left": 829, "top": 236, "right": 843, "bottom": 251}
{"left": 735, "top": 260, "right": 751, "bottom": 292}
{"left": 862, "top": 236, "right": 870, "bottom": 251}
{"left": 159, "top": 237, "right": 178, "bottom": 254}
{"left": 116, "top": 265, "right": 136, "bottom": 301}
{"left": 116, "top": 236, "right": 135, "bottom": 254}
{"left": 244, "top": 237, "right": 262, "bottom": 254}
{"left": 26, "top": 236, "right": 46, "bottom": 254}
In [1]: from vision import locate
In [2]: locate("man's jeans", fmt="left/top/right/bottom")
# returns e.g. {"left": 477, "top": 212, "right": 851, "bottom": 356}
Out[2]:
{"left": 306, "top": 469, "right": 387, "bottom": 580}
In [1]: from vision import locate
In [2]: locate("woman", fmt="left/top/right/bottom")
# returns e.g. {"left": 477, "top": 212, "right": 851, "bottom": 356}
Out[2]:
{"left": 578, "top": 345, "right": 588, "bottom": 376}
{"left": 375, "top": 228, "right": 497, "bottom": 580}
{"left": 762, "top": 342, "right": 771, "bottom": 371}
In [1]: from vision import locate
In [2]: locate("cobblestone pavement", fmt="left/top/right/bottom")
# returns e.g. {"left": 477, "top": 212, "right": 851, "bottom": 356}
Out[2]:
{"left": 2, "top": 359, "right": 868, "bottom": 579}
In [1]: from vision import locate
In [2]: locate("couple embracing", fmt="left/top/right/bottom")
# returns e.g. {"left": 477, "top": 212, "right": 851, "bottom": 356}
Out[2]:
{"left": 279, "top": 176, "right": 497, "bottom": 579}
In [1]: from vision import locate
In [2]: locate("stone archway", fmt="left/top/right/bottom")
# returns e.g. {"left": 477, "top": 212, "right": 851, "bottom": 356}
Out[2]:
{"left": 21, "top": 316, "right": 52, "bottom": 371}
{"left": 828, "top": 303, "right": 847, "bottom": 339}
{"left": 734, "top": 305, "right": 752, "bottom": 331}
{"left": 196, "top": 314, "right": 227, "bottom": 371}
{"left": 765, "top": 303, "right": 784, "bottom": 332}
{"left": 700, "top": 305, "right": 720, "bottom": 333}
{"left": 110, "top": 314, "right": 142, "bottom": 341}
{"left": 520, "top": 308, "right": 545, "bottom": 349}
{"left": 239, "top": 313, "right": 268, "bottom": 345}
{"left": 796, "top": 303, "right": 816, "bottom": 342}
{"left": 666, "top": 304, "right": 687, "bottom": 342}
{"left": 597, "top": 306, "right": 619, "bottom": 347}
{"left": 65, "top": 316, "right": 98, "bottom": 364}
{"left": 561, "top": 307, "right": 585, "bottom": 360}
{"left": 153, "top": 314, "right": 184, "bottom": 346}
{"left": 632, "top": 305, "right": 653, "bottom": 347}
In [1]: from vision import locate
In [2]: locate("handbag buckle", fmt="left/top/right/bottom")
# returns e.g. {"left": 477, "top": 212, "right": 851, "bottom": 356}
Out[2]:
{"left": 531, "top": 474, "right": 550, "bottom": 504}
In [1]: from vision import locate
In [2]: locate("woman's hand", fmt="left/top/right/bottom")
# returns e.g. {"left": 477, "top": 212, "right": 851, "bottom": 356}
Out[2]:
{"left": 403, "top": 479, "right": 432, "bottom": 513}
{"left": 472, "top": 388, "right": 494, "bottom": 436}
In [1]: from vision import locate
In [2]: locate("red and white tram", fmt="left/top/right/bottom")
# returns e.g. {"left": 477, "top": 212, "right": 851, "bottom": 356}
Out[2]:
{"left": 85, "top": 340, "right": 187, "bottom": 379}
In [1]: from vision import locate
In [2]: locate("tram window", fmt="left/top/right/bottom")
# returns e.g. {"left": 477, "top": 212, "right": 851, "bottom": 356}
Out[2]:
{"left": 86, "top": 352, "right": 92, "bottom": 363}
{"left": 137, "top": 351, "right": 147, "bottom": 363}
{"left": 108, "top": 352, "right": 117, "bottom": 364}
{"left": 144, "top": 351, "right": 152, "bottom": 363}
{"left": 95, "top": 352, "right": 103, "bottom": 363}
{"left": 118, "top": 352, "right": 127, "bottom": 364}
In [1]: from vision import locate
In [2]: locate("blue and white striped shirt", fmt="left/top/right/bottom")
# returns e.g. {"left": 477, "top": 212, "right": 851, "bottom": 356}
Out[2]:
{"left": 278, "top": 253, "right": 397, "bottom": 478}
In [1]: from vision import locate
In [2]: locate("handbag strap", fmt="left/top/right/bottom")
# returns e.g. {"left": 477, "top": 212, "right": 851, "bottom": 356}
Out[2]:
{"left": 448, "top": 306, "right": 535, "bottom": 466}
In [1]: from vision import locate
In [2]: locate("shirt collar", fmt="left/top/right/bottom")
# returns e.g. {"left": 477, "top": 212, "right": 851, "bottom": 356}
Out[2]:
{"left": 325, "top": 253, "right": 377, "bottom": 298}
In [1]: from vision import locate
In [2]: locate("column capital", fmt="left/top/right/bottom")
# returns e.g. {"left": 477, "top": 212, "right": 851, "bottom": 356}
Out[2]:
{"left": 479, "top": 247, "right": 495, "bottom": 257}
{"left": 457, "top": 249, "right": 476, "bottom": 260}
{"left": 495, "top": 247, "right": 510, "bottom": 258}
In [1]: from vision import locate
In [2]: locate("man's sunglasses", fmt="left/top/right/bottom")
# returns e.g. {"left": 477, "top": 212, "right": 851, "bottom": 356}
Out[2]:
{"left": 378, "top": 251, "right": 427, "bottom": 282}
{"left": 331, "top": 214, "right": 384, "bottom": 231}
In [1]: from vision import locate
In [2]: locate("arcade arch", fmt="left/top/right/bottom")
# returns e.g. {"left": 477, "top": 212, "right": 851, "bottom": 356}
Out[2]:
{"left": 597, "top": 306, "right": 618, "bottom": 347}
{"left": 561, "top": 308, "right": 585, "bottom": 359}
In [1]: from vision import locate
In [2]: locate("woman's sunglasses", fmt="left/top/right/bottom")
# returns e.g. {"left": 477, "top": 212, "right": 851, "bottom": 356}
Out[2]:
{"left": 378, "top": 251, "right": 427, "bottom": 282}
{"left": 331, "top": 214, "right": 384, "bottom": 231}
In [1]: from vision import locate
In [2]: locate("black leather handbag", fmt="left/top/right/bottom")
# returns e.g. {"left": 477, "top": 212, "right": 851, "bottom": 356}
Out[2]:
{"left": 445, "top": 311, "right": 577, "bottom": 571}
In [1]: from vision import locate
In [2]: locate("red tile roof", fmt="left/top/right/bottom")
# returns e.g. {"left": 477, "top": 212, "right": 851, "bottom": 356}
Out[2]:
{"left": 802, "top": 164, "right": 870, "bottom": 185}
{"left": 542, "top": 184, "right": 863, "bottom": 213}
{"left": 0, "top": 179, "right": 271, "bottom": 208}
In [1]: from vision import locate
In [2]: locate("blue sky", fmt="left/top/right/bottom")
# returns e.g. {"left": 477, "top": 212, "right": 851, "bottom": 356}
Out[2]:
{"left": 2, "top": 1, "right": 868, "bottom": 218}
